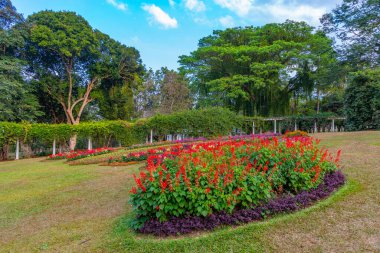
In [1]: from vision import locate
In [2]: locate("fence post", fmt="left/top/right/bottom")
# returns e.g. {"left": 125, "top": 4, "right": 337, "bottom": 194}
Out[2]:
{"left": 15, "top": 138, "right": 19, "bottom": 160}
{"left": 150, "top": 129, "right": 153, "bottom": 144}
{"left": 314, "top": 120, "right": 318, "bottom": 133}
{"left": 252, "top": 121, "right": 255, "bottom": 135}
{"left": 53, "top": 139, "right": 56, "bottom": 155}
{"left": 294, "top": 120, "right": 298, "bottom": 131}
{"left": 88, "top": 137, "right": 92, "bottom": 150}
{"left": 331, "top": 119, "right": 335, "bottom": 132}
{"left": 274, "top": 120, "right": 277, "bottom": 134}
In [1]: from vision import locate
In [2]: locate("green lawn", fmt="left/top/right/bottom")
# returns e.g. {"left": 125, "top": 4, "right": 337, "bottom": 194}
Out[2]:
{"left": 1, "top": 131, "right": 379, "bottom": 252}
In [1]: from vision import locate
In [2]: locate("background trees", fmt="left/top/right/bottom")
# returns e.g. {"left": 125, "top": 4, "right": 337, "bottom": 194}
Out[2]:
{"left": 322, "top": 0, "right": 380, "bottom": 130}
{"left": 1, "top": 0, "right": 379, "bottom": 132}
{"left": 0, "top": 0, "right": 42, "bottom": 122}
{"left": 135, "top": 67, "right": 192, "bottom": 117}
{"left": 321, "top": 0, "right": 380, "bottom": 70}
{"left": 179, "top": 21, "right": 338, "bottom": 117}
{"left": 344, "top": 69, "right": 380, "bottom": 130}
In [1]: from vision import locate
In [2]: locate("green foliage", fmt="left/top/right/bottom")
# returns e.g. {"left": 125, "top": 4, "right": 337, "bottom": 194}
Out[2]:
{"left": 147, "top": 107, "right": 243, "bottom": 138}
{"left": 344, "top": 69, "right": 380, "bottom": 130}
{"left": 129, "top": 137, "right": 340, "bottom": 224}
{"left": 0, "top": 1, "right": 43, "bottom": 122}
{"left": 25, "top": 11, "right": 144, "bottom": 124}
{"left": 179, "top": 21, "right": 338, "bottom": 116}
{"left": 0, "top": 108, "right": 244, "bottom": 149}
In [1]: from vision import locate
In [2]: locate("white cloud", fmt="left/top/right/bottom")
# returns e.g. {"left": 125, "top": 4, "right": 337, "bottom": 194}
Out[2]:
{"left": 214, "top": 0, "right": 254, "bottom": 17}
{"left": 106, "top": 0, "right": 127, "bottom": 11}
{"left": 259, "top": 2, "right": 326, "bottom": 26}
{"left": 219, "top": 15, "right": 235, "bottom": 27}
{"left": 185, "top": 0, "right": 206, "bottom": 12}
{"left": 214, "top": 0, "right": 327, "bottom": 27}
{"left": 142, "top": 4, "right": 178, "bottom": 29}
{"left": 169, "top": 0, "right": 175, "bottom": 7}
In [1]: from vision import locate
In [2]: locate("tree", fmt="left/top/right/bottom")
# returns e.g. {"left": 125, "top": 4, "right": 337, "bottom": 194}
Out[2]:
{"left": 134, "top": 68, "right": 161, "bottom": 117}
{"left": 25, "top": 11, "right": 98, "bottom": 128}
{"left": 93, "top": 33, "right": 144, "bottom": 120}
{"left": 321, "top": 0, "right": 380, "bottom": 70}
{"left": 134, "top": 68, "right": 192, "bottom": 117}
{"left": 0, "top": 0, "right": 42, "bottom": 122}
{"left": 179, "top": 21, "right": 337, "bottom": 116}
{"left": 344, "top": 69, "right": 380, "bottom": 130}
{"left": 158, "top": 69, "right": 191, "bottom": 114}
{"left": 25, "top": 11, "right": 143, "bottom": 148}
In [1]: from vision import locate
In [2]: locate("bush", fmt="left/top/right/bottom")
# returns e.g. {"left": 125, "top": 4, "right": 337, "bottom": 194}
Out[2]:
{"left": 129, "top": 137, "right": 341, "bottom": 229}
{"left": 284, "top": 130, "right": 309, "bottom": 137}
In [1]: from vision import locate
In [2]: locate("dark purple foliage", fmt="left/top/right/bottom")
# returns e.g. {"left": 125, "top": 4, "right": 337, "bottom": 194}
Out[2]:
{"left": 139, "top": 171, "right": 345, "bottom": 236}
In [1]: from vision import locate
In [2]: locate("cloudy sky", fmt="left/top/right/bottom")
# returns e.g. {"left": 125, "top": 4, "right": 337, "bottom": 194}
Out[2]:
{"left": 12, "top": 0, "right": 342, "bottom": 70}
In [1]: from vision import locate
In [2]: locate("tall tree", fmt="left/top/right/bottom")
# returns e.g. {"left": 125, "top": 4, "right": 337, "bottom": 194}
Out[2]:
{"left": 93, "top": 32, "right": 144, "bottom": 120}
{"left": 321, "top": 0, "right": 380, "bottom": 70}
{"left": 134, "top": 68, "right": 161, "bottom": 117}
{"left": 25, "top": 11, "right": 143, "bottom": 148}
{"left": 158, "top": 68, "right": 191, "bottom": 114}
{"left": 134, "top": 68, "right": 192, "bottom": 116}
{"left": 179, "top": 21, "right": 337, "bottom": 116}
{"left": 0, "top": 0, "right": 42, "bottom": 122}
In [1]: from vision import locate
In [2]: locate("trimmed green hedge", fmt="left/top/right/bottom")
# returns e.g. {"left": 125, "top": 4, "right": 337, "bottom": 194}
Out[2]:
{"left": 0, "top": 108, "right": 245, "bottom": 148}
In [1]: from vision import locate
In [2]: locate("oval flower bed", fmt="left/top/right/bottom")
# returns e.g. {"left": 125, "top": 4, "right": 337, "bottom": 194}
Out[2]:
{"left": 47, "top": 147, "right": 114, "bottom": 161}
{"left": 128, "top": 137, "right": 345, "bottom": 236}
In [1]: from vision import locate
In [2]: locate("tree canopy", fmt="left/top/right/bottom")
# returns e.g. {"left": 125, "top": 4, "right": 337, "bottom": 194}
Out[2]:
{"left": 0, "top": 0, "right": 42, "bottom": 122}
{"left": 179, "top": 21, "right": 337, "bottom": 117}
{"left": 25, "top": 11, "right": 144, "bottom": 124}
{"left": 321, "top": 0, "right": 380, "bottom": 70}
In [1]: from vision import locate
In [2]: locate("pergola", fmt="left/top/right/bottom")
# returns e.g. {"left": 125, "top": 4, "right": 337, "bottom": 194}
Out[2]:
{"left": 249, "top": 116, "right": 346, "bottom": 134}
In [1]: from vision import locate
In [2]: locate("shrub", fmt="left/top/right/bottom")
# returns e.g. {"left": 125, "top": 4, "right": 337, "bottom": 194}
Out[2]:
{"left": 129, "top": 137, "right": 341, "bottom": 229}
{"left": 284, "top": 130, "right": 309, "bottom": 137}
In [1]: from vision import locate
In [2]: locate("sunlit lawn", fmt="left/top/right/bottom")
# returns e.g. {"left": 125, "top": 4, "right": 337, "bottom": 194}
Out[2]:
{"left": 0, "top": 131, "right": 379, "bottom": 252}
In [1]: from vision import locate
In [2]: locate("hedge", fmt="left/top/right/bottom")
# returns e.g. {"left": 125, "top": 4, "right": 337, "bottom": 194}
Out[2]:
{"left": 0, "top": 108, "right": 245, "bottom": 149}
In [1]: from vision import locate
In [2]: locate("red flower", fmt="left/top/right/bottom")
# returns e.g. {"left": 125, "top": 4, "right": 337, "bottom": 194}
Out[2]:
{"left": 130, "top": 186, "right": 137, "bottom": 194}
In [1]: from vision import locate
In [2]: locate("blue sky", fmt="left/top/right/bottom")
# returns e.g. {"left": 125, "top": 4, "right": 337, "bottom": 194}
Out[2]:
{"left": 12, "top": 0, "right": 342, "bottom": 70}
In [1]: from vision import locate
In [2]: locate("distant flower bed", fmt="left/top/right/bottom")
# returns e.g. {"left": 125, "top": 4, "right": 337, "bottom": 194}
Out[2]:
{"left": 48, "top": 147, "right": 114, "bottom": 161}
{"left": 128, "top": 136, "right": 343, "bottom": 235}
{"left": 284, "top": 130, "right": 309, "bottom": 137}
{"left": 106, "top": 134, "right": 279, "bottom": 165}
{"left": 126, "top": 137, "right": 208, "bottom": 150}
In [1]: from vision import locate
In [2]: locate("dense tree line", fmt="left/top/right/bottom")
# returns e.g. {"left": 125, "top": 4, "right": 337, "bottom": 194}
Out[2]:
{"left": 179, "top": 21, "right": 340, "bottom": 117}
{"left": 0, "top": 0, "right": 379, "bottom": 132}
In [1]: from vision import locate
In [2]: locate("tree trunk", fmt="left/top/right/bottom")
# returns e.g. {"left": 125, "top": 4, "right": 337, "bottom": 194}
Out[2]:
{"left": 316, "top": 88, "right": 320, "bottom": 114}
{"left": 21, "top": 141, "right": 33, "bottom": 158}
{"left": 0, "top": 144, "right": 9, "bottom": 161}
{"left": 69, "top": 134, "right": 77, "bottom": 151}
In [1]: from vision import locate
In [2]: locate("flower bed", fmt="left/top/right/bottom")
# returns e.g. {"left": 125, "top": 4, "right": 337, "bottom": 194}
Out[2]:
{"left": 106, "top": 133, "right": 279, "bottom": 165}
{"left": 140, "top": 170, "right": 345, "bottom": 236}
{"left": 128, "top": 136, "right": 343, "bottom": 234}
{"left": 284, "top": 130, "right": 309, "bottom": 137}
{"left": 48, "top": 147, "right": 114, "bottom": 161}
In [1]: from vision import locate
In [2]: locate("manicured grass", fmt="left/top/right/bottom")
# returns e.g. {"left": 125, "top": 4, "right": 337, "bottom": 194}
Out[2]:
{"left": 0, "top": 131, "right": 379, "bottom": 252}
